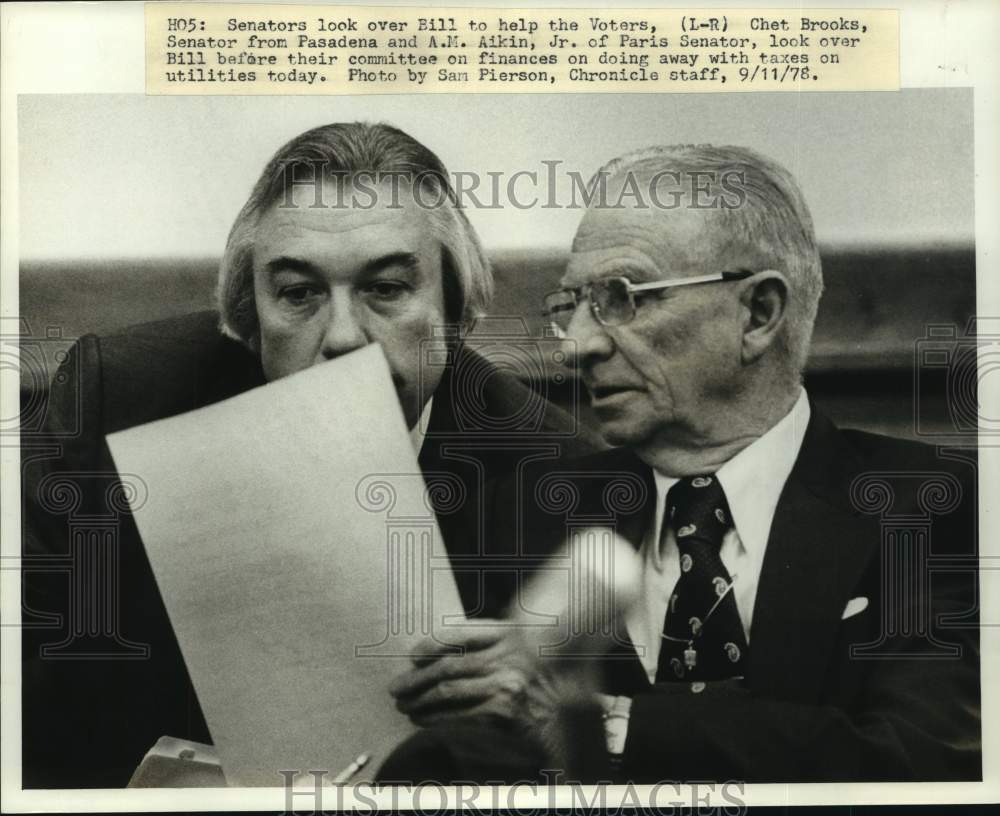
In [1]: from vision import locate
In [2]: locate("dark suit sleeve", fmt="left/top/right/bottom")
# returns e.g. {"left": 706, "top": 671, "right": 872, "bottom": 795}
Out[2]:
{"left": 23, "top": 335, "right": 104, "bottom": 553}
{"left": 21, "top": 335, "right": 107, "bottom": 785}
{"left": 622, "top": 588, "right": 980, "bottom": 782}
{"left": 22, "top": 335, "right": 213, "bottom": 788}
{"left": 22, "top": 335, "right": 108, "bottom": 637}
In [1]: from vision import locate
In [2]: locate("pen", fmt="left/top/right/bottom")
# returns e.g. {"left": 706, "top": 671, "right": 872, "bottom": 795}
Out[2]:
{"left": 331, "top": 752, "right": 370, "bottom": 784}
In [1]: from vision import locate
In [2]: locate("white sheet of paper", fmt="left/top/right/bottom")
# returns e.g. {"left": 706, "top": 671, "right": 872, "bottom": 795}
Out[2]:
{"left": 107, "top": 344, "right": 465, "bottom": 786}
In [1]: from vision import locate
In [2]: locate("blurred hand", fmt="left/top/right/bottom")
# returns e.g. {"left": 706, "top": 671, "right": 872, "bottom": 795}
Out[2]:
{"left": 388, "top": 620, "right": 533, "bottom": 727}
{"left": 388, "top": 529, "right": 641, "bottom": 748}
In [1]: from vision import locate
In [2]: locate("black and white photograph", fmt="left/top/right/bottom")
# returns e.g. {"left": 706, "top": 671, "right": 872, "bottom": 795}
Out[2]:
{"left": 2, "top": 2, "right": 998, "bottom": 814}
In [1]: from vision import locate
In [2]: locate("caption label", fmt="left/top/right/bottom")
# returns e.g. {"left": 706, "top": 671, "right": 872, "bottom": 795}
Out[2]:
{"left": 146, "top": 5, "right": 900, "bottom": 94}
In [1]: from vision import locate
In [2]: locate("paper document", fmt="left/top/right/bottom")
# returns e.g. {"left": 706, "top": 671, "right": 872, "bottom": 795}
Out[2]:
{"left": 107, "top": 344, "right": 465, "bottom": 786}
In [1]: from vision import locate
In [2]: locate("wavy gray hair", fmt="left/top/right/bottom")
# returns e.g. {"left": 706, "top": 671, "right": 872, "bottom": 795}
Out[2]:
{"left": 217, "top": 122, "right": 493, "bottom": 348}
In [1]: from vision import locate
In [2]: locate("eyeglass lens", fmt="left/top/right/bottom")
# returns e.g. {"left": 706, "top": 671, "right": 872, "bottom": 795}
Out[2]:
{"left": 590, "top": 278, "right": 634, "bottom": 326}
{"left": 545, "top": 278, "right": 635, "bottom": 334}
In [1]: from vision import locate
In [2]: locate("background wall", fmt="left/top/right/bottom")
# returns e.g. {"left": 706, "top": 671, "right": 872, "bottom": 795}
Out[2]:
{"left": 18, "top": 90, "right": 973, "bottom": 259}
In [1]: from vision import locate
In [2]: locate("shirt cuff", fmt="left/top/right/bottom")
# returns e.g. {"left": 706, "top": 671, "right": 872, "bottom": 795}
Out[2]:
{"left": 595, "top": 693, "right": 633, "bottom": 756}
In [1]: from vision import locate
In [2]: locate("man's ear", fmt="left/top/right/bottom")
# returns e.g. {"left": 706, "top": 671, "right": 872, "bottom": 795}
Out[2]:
{"left": 738, "top": 271, "right": 789, "bottom": 364}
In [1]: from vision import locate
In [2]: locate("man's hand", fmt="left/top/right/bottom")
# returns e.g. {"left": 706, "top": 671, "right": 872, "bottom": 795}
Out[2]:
{"left": 389, "top": 530, "right": 641, "bottom": 753}
{"left": 388, "top": 619, "right": 595, "bottom": 764}
{"left": 388, "top": 621, "right": 534, "bottom": 727}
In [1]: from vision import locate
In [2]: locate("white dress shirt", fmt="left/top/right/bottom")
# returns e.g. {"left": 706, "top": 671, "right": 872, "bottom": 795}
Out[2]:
{"left": 410, "top": 396, "right": 433, "bottom": 454}
{"left": 625, "top": 388, "right": 811, "bottom": 683}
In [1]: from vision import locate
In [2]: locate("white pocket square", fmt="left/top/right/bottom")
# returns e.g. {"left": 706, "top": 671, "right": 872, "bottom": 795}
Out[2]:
{"left": 841, "top": 596, "right": 869, "bottom": 620}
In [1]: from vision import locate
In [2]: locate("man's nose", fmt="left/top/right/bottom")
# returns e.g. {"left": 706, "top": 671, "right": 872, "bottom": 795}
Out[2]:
{"left": 318, "top": 290, "right": 369, "bottom": 360}
{"left": 560, "top": 300, "right": 614, "bottom": 369}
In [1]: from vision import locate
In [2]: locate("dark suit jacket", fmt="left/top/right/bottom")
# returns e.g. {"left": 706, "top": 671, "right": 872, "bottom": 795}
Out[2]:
{"left": 21, "top": 310, "right": 597, "bottom": 788}
{"left": 475, "top": 406, "right": 980, "bottom": 782}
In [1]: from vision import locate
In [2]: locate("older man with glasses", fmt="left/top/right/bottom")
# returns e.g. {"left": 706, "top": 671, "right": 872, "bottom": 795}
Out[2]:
{"left": 382, "top": 144, "right": 980, "bottom": 785}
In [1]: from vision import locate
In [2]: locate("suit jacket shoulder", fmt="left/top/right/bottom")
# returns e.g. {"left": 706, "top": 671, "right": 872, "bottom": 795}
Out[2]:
{"left": 83, "top": 310, "right": 264, "bottom": 435}
{"left": 422, "top": 343, "right": 600, "bottom": 450}
{"left": 779, "top": 412, "right": 977, "bottom": 559}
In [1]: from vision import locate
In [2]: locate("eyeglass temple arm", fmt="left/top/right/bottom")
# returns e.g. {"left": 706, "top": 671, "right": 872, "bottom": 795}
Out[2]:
{"left": 541, "top": 269, "right": 763, "bottom": 316}
{"left": 628, "top": 269, "right": 757, "bottom": 293}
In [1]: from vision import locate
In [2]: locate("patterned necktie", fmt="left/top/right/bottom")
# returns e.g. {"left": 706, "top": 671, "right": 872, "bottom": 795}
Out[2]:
{"left": 656, "top": 474, "right": 749, "bottom": 683}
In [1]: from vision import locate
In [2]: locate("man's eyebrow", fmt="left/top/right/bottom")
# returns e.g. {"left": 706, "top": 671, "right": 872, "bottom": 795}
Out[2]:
{"left": 360, "top": 251, "right": 420, "bottom": 277}
{"left": 263, "top": 253, "right": 419, "bottom": 277}
{"left": 264, "top": 256, "right": 322, "bottom": 277}
{"left": 563, "top": 259, "right": 658, "bottom": 287}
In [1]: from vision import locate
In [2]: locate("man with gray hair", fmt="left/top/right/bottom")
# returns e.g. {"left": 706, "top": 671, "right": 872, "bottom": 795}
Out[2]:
{"left": 384, "top": 145, "right": 979, "bottom": 783}
{"left": 22, "top": 122, "right": 594, "bottom": 787}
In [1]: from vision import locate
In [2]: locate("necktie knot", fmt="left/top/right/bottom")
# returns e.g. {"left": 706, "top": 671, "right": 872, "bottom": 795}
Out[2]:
{"left": 666, "top": 474, "right": 732, "bottom": 553}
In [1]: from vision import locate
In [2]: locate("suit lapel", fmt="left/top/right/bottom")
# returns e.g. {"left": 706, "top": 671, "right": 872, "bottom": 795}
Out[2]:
{"left": 416, "top": 360, "right": 455, "bottom": 474}
{"left": 746, "top": 408, "right": 880, "bottom": 703}
{"left": 197, "top": 335, "right": 266, "bottom": 408}
{"left": 578, "top": 450, "right": 656, "bottom": 694}
{"left": 416, "top": 344, "right": 489, "bottom": 475}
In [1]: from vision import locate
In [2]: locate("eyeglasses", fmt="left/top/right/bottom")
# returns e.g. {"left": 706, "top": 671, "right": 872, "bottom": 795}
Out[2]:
{"left": 542, "top": 269, "right": 761, "bottom": 337}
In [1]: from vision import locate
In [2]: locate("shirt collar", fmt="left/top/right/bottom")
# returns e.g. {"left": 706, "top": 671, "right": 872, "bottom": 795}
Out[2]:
{"left": 410, "top": 396, "right": 434, "bottom": 454}
{"left": 651, "top": 388, "right": 810, "bottom": 560}
{"left": 715, "top": 387, "right": 811, "bottom": 559}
